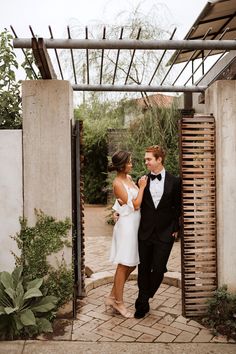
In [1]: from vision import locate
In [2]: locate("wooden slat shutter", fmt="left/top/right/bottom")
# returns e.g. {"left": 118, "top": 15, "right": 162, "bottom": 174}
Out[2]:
{"left": 180, "top": 115, "right": 217, "bottom": 317}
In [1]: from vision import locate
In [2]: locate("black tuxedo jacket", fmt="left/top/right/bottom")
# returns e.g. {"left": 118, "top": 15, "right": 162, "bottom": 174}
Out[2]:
{"left": 138, "top": 171, "right": 182, "bottom": 243}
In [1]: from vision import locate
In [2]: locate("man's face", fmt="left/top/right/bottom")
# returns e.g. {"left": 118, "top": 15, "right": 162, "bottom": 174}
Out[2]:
{"left": 144, "top": 152, "right": 162, "bottom": 172}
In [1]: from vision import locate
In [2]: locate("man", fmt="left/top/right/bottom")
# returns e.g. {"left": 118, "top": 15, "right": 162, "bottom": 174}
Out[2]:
{"left": 134, "top": 145, "right": 181, "bottom": 319}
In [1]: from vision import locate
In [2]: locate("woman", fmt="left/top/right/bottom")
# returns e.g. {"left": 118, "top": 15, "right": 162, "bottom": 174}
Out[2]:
{"left": 105, "top": 150, "right": 147, "bottom": 318}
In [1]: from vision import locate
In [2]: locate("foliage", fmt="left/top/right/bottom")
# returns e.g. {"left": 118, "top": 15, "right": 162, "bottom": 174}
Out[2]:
{"left": 0, "top": 266, "right": 57, "bottom": 340}
{"left": 75, "top": 95, "right": 124, "bottom": 203}
{"left": 21, "top": 49, "right": 39, "bottom": 80}
{"left": 76, "top": 94, "right": 180, "bottom": 203}
{"left": 127, "top": 103, "right": 180, "bottom": 179}
{"left": 202, "top": 285, "right": 236, "bottom": 340}
{"left": 0, "top": 29, "right": 22, "bottom": 129}
{"left": 12, "top": 210, "right": 73, "bottom": 309}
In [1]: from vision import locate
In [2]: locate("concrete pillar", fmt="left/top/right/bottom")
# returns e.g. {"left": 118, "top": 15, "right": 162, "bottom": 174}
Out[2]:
{"left": 205, "top": 80, "right": 236, "bottom": 291}
{"left": 22, "top": 80, "right": 73, "bottom": 266}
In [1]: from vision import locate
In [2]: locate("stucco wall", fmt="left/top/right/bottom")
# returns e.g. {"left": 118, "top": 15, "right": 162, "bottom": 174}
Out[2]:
{"left": 205, "top": 80, "right": 236, "bottom": 291}
{"left": 0, "top": 130, "right": 22, "bottom": 272}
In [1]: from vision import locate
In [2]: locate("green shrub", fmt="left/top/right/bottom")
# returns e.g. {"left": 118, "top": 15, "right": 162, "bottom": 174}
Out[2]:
{"left": 12, "top": 210, "right": 73, "bottom": 310}
{"left": 127, "top": 104, "right": 180, "bottom": 179}
{"left": 0, "top": 266, "right": 57, "bottom": 340}
{"left": 75, "top": 95, "right": 124, "bottom": 204}
{"left": 202, "top": 285, "right": 236, "bottom": 340}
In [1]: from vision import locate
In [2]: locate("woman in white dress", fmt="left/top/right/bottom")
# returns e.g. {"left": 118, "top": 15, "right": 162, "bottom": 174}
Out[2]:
{"left": 105, "top": 151, "right": 147, "bottom": 318}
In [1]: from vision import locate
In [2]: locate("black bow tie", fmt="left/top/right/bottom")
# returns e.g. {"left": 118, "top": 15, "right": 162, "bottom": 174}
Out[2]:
{"left": 150, "top": 173, "right": 162, "bottom": 181}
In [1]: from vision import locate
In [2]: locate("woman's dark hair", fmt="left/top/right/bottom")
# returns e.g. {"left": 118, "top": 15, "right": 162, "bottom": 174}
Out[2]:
{"left": 108, "top": 151, "right": 131, "bottom": 172}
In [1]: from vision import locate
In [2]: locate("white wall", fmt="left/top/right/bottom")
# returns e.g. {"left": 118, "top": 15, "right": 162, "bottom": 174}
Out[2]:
{"left": 205, "top": 80, "right": 236, "bottom": 292}
{"left": 0, "top": 130, "right": 22, "bottom": 272}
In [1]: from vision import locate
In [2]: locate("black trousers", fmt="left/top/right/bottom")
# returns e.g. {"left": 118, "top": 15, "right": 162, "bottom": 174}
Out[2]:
{"left": 137, "top": 238, "right": 174, "bottom": 303}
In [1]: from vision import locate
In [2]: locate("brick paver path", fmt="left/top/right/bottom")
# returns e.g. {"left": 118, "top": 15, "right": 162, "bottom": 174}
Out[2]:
{"left": 42, "top": 205, "right": 233, "bottom": 344}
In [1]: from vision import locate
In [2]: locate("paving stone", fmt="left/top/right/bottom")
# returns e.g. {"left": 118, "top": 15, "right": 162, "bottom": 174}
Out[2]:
{"left": 98, "top": 336, "right": 113, "bottom": 342}
{"left": 138, "top": 315, "right": 158, "bottom": 327}
{"left": 211, "top": 335, "right": 229, "bottom": 343}
{"left": 136, "top": 333, "right": 156, "bottom": 342}
{"left": 119, "top": 317, "right": 142, "bottom": 328}
{"left": 75, "top": 314, "right": 93, "bottom": 322}
{"left": 152, "top": 323, "right": 181, "bottom": 336}
{"left": 171, "top": 321, "right": 200, "bottom": 334}
{"left": 192, "top": 329, "right": 214, "bottom": 342}
{"left": 72, "top": 328, "right": 101, "bottom": 341}
{"left": 155, "top": 332, "right": 176, "bottom": 342}
{"left": 132, "top": 324, "right": 161, "bottom": 338}
{"left": 158, "top": 306, "right": 181, "bottom": 315}
{"left": 113, "top": 325, "right": 142, "bottom": 338}
{"left": 149, "top": 309, "right": 166, "bottom": 318}
{"left": 78, "top": 303, "right": 98, "bottom": 314}
{"left": 94, "top": 327, "right": 123, "bottom": 340}
{"left": 79, "top": 318, "right": 104, "bottom": 331}
{"left": 188, "top": 319, "right": 205, "bottom": 329}
{"left": 98, "top": 317, "right": 124, "bottom": 329}
{"left": 174, "top": 330, "right": 196, "bottom": 342}
{"left": 164, "top": 296, "right": 179, "bottom": 307}
{"left": 117, "top": 335, "right": 136, "bottom": 342}
{"left": 86, "top": 310, "right": 112, "bottom": 321}
{"left": 86, "top": 297, "right": 103, "bottom": 306}
{"left": 72, "top": 320, "right": 86, "bottom": 330}
{"left": 158, "top": 314, "right": 176, "bottom": 326}
{"left": 175, "top": 315, "right": 188, "bottom": 324}
{"left": 165, "top": 286, "right": 180, "bottom": 293}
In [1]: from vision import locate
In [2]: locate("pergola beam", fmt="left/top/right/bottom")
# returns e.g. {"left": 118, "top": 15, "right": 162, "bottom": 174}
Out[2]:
{"left": 72, "top": 84, "right": 206, "bottom": 92}
{"left": 32, "top": 38, "right": 57, "bottom": 79}
{"left": 14, "top": 38, "right": 236, "bottom": 51}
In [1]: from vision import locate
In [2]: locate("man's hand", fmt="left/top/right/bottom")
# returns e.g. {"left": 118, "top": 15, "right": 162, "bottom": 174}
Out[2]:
{"left": 113, "top": 212, "right": 119, "bottom": 223}
{"left": 172, "top": 231, "right": 178, "bottom": 239}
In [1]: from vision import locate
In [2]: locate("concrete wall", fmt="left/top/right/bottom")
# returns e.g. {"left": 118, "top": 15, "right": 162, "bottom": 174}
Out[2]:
{"left": 205, "top": 80, "right": 236, "bottom": 291}
{"left": 22, "top": 80, "right": 74, "bottom": 266}
{"left": 0, "top": 130, "right": 22, "bottom": 271}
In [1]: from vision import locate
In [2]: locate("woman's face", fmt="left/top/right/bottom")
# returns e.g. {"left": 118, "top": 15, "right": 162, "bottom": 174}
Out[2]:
{"left": 124, "top": 159, "right": 132, "bottom": 173}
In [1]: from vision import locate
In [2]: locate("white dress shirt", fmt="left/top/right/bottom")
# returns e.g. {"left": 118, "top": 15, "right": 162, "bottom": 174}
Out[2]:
{"left": 149, "top": 168, "right": 165, "bottom": 208}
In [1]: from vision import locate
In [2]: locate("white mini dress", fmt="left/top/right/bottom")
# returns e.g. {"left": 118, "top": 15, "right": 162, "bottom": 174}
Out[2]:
{"left": 109, "top": 183, "right": 140, "bottom": 267}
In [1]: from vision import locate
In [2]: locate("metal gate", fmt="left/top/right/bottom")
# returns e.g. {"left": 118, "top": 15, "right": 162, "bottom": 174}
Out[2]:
{"left": 180, "top": 115, "right": 217, "bottom": 317}
{"left": 72, "top": 120, "right": 86, "bottom": 310}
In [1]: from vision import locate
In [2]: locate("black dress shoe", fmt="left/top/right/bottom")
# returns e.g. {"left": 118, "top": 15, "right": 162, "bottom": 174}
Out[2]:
{"left": 134, "top": 301, "right": 150, "bottom": 319}
{"left": 134, "top": 308, "right": 148, "bottom": 319}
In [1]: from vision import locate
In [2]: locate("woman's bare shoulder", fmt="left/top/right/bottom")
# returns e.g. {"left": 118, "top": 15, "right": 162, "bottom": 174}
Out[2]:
{"left": 113, "top": 178, "right": 123, "bottom": 187}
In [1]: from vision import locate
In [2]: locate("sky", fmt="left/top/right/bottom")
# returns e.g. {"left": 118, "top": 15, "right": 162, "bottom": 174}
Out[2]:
{"left": 1, "top": 0, "right": 208, "bottom": 39}
{"left": 0, "top": 0, "right": 210, "bottom": 101}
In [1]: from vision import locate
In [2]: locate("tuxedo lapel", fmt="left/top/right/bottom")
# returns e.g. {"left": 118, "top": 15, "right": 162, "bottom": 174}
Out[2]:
{"left": 157, "top": 171, "right": 171, "bottom": 209}
{"left": 144, "top": 173, "right": 156, "bottom": 209}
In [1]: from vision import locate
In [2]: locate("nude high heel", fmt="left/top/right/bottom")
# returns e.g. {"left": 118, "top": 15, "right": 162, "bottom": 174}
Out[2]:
{"left": 113, "top": 300, "right": 134, "bottom": 318}
{"left": 104, "top": 295, "right": 116, "bottom": 311}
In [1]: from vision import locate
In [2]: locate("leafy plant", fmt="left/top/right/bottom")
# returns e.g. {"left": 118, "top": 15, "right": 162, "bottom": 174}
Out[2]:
{"left": 0, "top": 266, "right": 57, "bottom": 340}
{"left": 0, "top": 29, "right": 22, "bottom": 129}
{"left": 202, "top": 285, "right": 236, "bottom": 340}
{"left": 127, "top": 104, "right": 180, "bottom": 179}
{"left": 75, "top": 95, "right": 124, "bottom": 204}
{"left": 12, "top": 210, "right": 73, "bottom": 309}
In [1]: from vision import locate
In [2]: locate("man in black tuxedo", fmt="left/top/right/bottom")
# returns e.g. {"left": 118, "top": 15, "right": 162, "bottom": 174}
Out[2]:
{"left": 134, "top": 145, "right": 181, "bottom": 319}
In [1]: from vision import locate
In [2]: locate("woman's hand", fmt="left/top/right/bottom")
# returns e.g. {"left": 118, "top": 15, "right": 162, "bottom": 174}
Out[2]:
{"left": 117, "top": 198, "right": 125, "bottom": 206}
{"left": 138, "top": 175, "right": 148, "bottom": 189}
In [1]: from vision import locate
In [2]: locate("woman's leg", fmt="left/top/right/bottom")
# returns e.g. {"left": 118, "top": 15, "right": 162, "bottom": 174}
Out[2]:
{"left": 110, "top": 265, "right": 135, "bottom": 298}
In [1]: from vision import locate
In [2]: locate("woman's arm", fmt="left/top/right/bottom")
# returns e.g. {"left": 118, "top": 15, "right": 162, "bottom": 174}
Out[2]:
{"left": 113, "top": 180, "right": 128, "bottom": 204}
{"left": 132, "top": 176, "right": 147, "bottom": 210}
